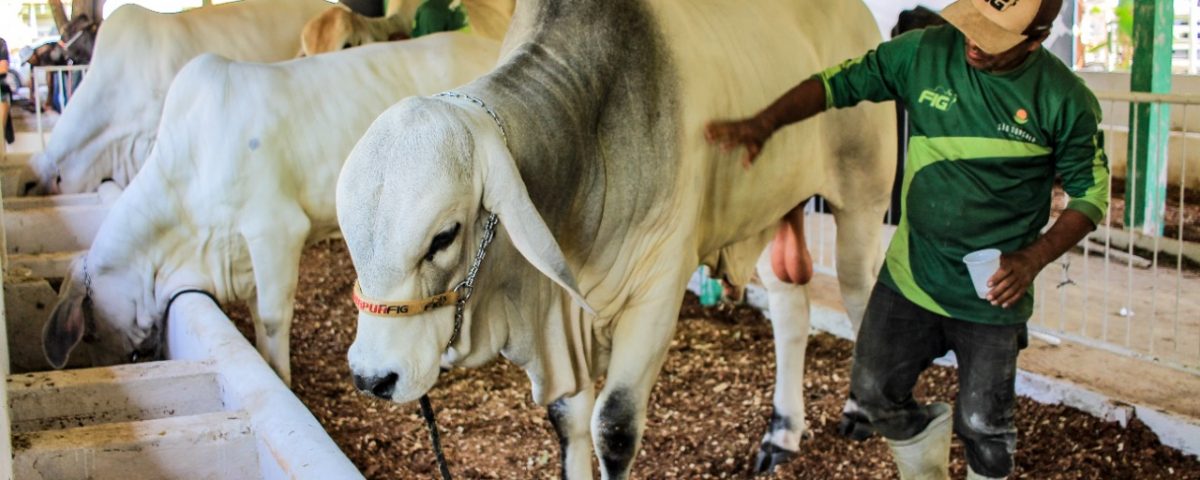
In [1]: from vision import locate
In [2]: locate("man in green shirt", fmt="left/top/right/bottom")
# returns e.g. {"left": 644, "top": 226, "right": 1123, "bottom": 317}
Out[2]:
{"left": 411, "top": 0, "right": 469, "bottom": 38}
{"left": 706, "top": 0, "right": 1108, "bottom": 478}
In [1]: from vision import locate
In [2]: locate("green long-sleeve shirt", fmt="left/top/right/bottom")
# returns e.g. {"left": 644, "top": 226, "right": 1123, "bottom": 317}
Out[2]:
{"left": 412, "top": 0, "right": 469, "bottom": 38}
{"left": 817, "top": 25, "right": 1109, "bottom": 324}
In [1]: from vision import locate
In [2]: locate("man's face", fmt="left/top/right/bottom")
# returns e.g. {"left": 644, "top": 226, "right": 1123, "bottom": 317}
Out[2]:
{"left": 964, "top": 36, "right": 1042, "bottom": 72}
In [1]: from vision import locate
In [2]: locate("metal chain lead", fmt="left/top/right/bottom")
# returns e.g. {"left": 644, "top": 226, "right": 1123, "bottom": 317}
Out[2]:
{"left": 448, "top": 213, "right": 499, "bottom": 350}
{"left": 426, "top": 91, "right": 509, "bottom": 480}
{"left": 435, "top": 91, "right": 508, "bottom": 146}
{"left": 82, "top": 256, "right": 93, "bottom": 300}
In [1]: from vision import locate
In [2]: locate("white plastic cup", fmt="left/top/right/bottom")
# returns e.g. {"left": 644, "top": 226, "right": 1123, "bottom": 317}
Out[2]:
{"left": 963, "top": 249, "right": 1002, "bottom": 300}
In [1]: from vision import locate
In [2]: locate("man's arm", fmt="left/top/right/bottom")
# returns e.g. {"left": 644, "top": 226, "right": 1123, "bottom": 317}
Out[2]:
{"left": 703, "top": 29, "right": 924, "bottom": 168}
{"left": 990, "top": 91, "right": 1110, "bottom": 309}
{"left": 987, "top": 209, "right": 1094, "bottom": 308}
{"left": 703, "top": 78, "right": 827, "bottom": 168}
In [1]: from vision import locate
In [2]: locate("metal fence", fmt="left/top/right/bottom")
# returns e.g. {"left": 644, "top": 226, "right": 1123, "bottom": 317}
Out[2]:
{"left": 803, "top": 90, "right": 1200, "bottom": 375}
{"left": 32, "top": 64, "right": 90, "bottom": 151}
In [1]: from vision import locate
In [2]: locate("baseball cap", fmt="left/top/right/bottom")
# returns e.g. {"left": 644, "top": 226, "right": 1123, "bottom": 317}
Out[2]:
{"left": 941, "top": 0, "right": 1063, "bottom": 54}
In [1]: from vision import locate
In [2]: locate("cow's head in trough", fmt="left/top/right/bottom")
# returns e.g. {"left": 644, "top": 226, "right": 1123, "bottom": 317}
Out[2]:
{"left": 298, "top": 5, "right": 409, "bottom": 57}
{"left": 336, "top": 94, "right": 590, "bottom": 403}
{"left": 42, "top": 253, "right": 161, "bottom": 369}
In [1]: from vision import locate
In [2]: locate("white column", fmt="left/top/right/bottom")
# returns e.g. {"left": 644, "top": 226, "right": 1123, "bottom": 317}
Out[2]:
{"left": 1190, "top": 0, "right": 1198, "bottom": 75}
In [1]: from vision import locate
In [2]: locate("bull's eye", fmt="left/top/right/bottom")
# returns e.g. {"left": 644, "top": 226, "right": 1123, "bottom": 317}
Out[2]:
{"left": 343, "top": 42, "right": 353, "bottom": 49}
{"left": 425, "top": 223, "right": 461, "bottom": 262}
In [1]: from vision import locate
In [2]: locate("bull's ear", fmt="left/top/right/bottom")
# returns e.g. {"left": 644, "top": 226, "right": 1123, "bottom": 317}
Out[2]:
{"left": 43, "top": 293, "right": 88, "bottom": 369}
{"left": 479, "top": 128, "right": 595, "bottom": 315}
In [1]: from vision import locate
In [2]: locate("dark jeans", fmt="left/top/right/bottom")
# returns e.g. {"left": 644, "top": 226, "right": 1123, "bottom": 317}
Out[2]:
{"left": 850, "top": 284, "right": 1027, "bottom": 478}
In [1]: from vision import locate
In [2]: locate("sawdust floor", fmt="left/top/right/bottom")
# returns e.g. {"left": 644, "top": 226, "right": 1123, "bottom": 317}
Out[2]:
{"left": 226, "top": 240, "right": 1200, "bottom": 479}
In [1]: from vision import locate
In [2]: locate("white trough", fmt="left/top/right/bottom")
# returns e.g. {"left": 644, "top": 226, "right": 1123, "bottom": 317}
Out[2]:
{"left": 2, "top": 178, "right": 363, "bottom": 478}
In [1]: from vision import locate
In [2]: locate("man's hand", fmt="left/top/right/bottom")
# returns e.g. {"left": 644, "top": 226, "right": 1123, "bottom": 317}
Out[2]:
{"left": 704, "top": 117, "right": 772, "bottom": 169}
{"left": 986, "top": 249, "right": 1044, "bottom": 309}
{"left": 984, "top": 209, "right": 1097, "bottom": 309}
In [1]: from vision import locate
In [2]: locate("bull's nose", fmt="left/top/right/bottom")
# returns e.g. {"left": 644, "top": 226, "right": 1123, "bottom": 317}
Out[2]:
{"left": 353, "top": 372, "right": 399, "bottom": 399}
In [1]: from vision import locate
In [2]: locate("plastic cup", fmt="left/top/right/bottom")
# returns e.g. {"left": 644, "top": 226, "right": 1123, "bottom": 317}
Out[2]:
{"left": 963, "top": 249, "right": 1001, "bottom": 300}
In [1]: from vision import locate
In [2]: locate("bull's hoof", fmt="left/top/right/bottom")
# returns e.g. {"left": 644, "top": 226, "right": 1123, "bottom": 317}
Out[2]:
{"left": 753, "top": 443, "right": 797, "bottom": 475}
{"left": 837, "top": 410, "right": 875, "bottom": 441}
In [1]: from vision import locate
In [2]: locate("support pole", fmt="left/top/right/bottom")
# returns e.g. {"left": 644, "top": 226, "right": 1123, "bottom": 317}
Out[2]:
{"left": 1125, "top": 0, "right": 1173, "bottom": 235}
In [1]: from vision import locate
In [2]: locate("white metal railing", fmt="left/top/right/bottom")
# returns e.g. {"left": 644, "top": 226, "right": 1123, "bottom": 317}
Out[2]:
{"left": 803, "top": 90, "right": 1200, "bottom": 375}
{"left": 32, "top": 64, "right": 90, "bottom": 151}
{"left": 1048, "top": 91, "right": 1200, "bottom": 375}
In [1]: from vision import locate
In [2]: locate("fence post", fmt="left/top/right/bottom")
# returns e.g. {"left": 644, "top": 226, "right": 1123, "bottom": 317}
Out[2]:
{"left": 1125, "top": 0, "right": 1173, "bottom": 235}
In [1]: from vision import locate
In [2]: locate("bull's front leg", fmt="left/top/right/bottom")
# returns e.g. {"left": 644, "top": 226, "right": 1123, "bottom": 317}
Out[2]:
{"left": 548, "top": 384, "right": 596, "bottom": 480}
{"left": 592, "top": 265, "right": 692, "bottom": 480}
{"left": 753, "top": 246, "right": 814, "bottom": 474}
{"left": 242, "top": 209, "right": 312, "bottom": 386}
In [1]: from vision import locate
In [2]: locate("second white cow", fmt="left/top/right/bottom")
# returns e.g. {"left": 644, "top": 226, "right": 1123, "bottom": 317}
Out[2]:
{"left": 32, "top": 0, "right": 332, "bottom": 195}
{"left": 42, "top": 33, "right": 501, "bottom": 385}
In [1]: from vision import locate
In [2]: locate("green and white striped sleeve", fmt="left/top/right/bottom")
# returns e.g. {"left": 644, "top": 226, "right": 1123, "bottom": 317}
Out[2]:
{"left": 1055, "top": 92, "right": 1110, "bottom": 225}
{"left": 814, "top": 29, "right": 924, "bottom": 110}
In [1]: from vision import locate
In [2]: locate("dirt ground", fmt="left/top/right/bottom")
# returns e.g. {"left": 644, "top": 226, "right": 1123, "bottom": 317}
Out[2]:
{"left": 226, "top": 240, "right": 1200, "bottom": 479}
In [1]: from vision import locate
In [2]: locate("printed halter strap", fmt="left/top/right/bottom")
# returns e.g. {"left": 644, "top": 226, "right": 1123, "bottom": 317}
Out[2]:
{"left": 349, "top": 91, "right": 506, "bottom": 352}
{"left": 351, "top": 282, "right": 460, "bottom": 317}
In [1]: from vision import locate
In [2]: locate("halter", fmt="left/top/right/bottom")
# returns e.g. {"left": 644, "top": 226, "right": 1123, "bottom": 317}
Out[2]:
{"left": 349, "top": 91, "right": 507, "bottom": 354}
{"left": 81, "top": 256, "right": 220, "bottom": 361}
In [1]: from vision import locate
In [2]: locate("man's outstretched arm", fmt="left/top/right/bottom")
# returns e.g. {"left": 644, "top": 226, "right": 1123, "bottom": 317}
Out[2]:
{"left": 703, "top": 78, "right": 828, "bottom": 168}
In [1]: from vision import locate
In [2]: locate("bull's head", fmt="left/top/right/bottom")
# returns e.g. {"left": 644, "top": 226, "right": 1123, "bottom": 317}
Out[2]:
{"left": 336, "top": 95, "right": 590, "bottom": 403}
{"left": 298, "top": 5, "right": 410, "bottom": 57}
{"left": 42, "top": 253, "right": 160, "bottom": 369}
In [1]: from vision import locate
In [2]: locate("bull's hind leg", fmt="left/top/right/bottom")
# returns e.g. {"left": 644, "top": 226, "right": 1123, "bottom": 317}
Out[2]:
{"left": 753, "top": 245, "right": 814, "bottom": 473}
{"left": 830, "top": 203, "right": 889, "bottom": 441}
{"left": 548, "top": 384, "right": 597, "bottom": 480}
{"left": 243, "top": 207, "right": 312, "bottom": 386}
{"left": 592, "top": 264, "right": 692, "bottom": 480}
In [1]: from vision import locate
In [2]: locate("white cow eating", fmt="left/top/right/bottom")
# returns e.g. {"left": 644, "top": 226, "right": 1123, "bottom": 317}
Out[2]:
{"left": 336, "top": 0, "right": 896, "bottom": 478}
{"left": 298, "top": 0, "right": 515, "bottom": 56}
{"left": 31, "top": 0, "right": 332, "bottom": 195}
{"left": 42, "top": 33, "right": 501, "bottom": 386}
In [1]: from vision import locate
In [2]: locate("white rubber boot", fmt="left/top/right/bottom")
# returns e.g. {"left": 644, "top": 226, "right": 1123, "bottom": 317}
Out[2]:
{"left": 966, "top": 466, "right": 1006, "bottom": 480}
{"left": 887, "top": 402, "right": 952, "bottom": 480}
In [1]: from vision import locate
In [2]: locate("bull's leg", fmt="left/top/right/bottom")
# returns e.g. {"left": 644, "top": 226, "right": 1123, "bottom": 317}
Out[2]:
{"left": 592, "top": 266, "right": 691, "bottom": 480}
{"left": 770, "top": 200, "right": 814, "bottom": 285}
{"left": 548, "top": 384, "right": 597, "bottom": 480}
{"left": 830, "top": 206, "right": 885, "bottom": 331}
{"left": 243, "top": 211, "right": 311, "bottom": 387}
{"left": 830, "top": 204, "right": 888, "bottom": 441}
{"left": 753, "top": 245, "right": 814, "bottom": 474}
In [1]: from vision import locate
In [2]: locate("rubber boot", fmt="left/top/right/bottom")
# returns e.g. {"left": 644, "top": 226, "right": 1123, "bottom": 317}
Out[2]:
{"left": 886, "top": 402, "right": 952, "bottom": 480}
{"left": 966, "top": 467, "right": 1006, "bottom": 480}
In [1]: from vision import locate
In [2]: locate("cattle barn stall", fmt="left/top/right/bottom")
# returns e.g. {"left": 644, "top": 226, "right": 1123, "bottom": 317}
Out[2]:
{"left": 1, "top": 3, "right": 1199, "bottom": 480}
{"left": 2, "top": 101, "right": 1199, "bottom": 479}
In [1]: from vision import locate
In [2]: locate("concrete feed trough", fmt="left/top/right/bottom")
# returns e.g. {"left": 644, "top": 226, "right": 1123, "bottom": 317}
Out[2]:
{"left": 0, "top": 176, "right": 363, "bottom": 479}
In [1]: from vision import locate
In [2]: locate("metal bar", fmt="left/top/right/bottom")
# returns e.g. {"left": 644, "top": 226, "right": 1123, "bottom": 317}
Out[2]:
{"left": 1125, "top": 101, "right": 1138, "bottom": 348}
{"left": 1180, "top": 104, "right": 1189, "bottom": 358}
{"left": 1094, "top": 91, "right": 1200, "bottom": 105}
{"left": 1029, "top": 325, "right": 1200, "bottom": 376}
{"left": 1149, "top": 103, "right": 1166, "bottom": 357}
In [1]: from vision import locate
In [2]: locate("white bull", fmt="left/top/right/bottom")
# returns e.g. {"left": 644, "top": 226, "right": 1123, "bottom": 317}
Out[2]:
{"left": 32, "top": 0, "right": 332, "bottom": 195}
{"left": 41, "top": 34, "right": 501, "bottom": 386}
{"left": 336, "top": 0, "right": 896, "bottom": 478}
{"left": 298, "top": 0, "right": 515, "bottom": 56}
